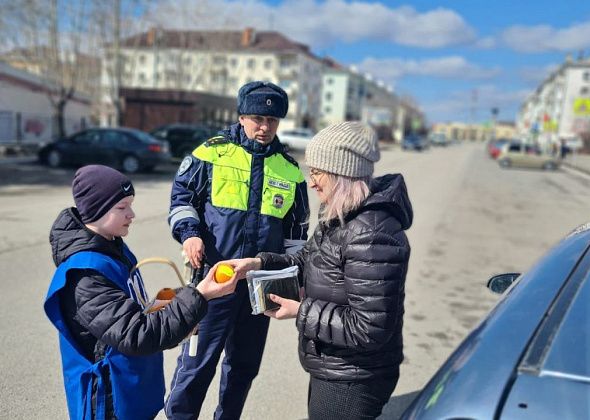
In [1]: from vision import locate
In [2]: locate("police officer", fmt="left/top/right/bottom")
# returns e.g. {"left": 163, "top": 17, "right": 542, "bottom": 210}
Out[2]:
{"left": 165, "top": 81, "right": 310, "bottom": 419}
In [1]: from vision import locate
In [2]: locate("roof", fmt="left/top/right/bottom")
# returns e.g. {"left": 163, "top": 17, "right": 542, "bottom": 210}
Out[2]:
{"left": 121, "top": 28, "right": 317, "bottom": 59}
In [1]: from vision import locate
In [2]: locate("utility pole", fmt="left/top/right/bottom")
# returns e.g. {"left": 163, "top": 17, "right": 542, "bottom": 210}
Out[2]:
{"left": 114, "top": 0, "right": 122, "bottom": 126}
{"left": 491, "top": 107, "right": 499, "bottom": 141}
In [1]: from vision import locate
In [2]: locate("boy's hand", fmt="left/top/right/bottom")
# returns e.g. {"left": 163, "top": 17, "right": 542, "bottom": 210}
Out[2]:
{"left": 196, "top": 262, "right": 239, "bottom": 300}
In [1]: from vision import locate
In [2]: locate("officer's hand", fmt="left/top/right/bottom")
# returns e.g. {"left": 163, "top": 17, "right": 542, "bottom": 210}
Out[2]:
{"left": 264, "top": 294, "right": 301, "bottom": 320}
{"left": 216, "top": 258, "right": 262, "bottom": 280}
{"left": 196, "top": 263, "right": 239, "bottom": 300}
{"left": 183, "top": 237, "right": 205, "bottom": 268}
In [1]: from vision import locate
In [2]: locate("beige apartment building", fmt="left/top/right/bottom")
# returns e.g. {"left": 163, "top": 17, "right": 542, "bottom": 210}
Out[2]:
{"left": 101, "top": 28, "right": 323, "bottom": 130}
{"left": 432, "top": 121, "right": 516, "bottom": 142}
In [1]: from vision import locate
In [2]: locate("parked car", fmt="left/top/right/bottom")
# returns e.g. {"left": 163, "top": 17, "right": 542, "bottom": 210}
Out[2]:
{"left": 38, "top": 127, "right": 170, "bottom": 173}
{"left": 498, "top": 141, "right": 560, "bottom": 170}
{"left": 487, "top": 138, "right": 510, "bottom": 159}
{"left": 429, "top": 133, "right": 449, "bottom": 147}
{"left": 277, "top": 128, "right": 315, "bottom": 151}
{"left": 402, "top": 134, "right": 429, "bottom": 151}
{"left": 402, "top": 222, "right": 590, "bottom": 419}
{"left": 150, "top": 123, "right": 219, "bottom": 158}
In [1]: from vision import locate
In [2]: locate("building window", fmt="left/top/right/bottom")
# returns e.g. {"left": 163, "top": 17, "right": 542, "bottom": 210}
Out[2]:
{"left": 279, "top": 56, "right": 294, "bottom": 68}
{"left": 184, "top": 56, "right": 192, "bottom": 65}
{"left": 139, "top": 73, "right": 146, "bottom": 83}
{"left": 324, "top": 106, "right": 331, "bottom": 113}
{"left": 584, "top": 71, "right": 590, "bottom": 82}
{"left": 264, "top": 59, "right": 273, "bottom": 69}
{"left": 138, "top": 54, "right": 146, "bottom": 65}
{"left": 326, "top": 77, "right": 333, "bottom": 85}
{"left": 230, "top": 58, "right": 238, "bottom": 67}
{"left": 247, "top": 58, "right": 256, "bottom": 69}
{"left": 325, "top": 92, "right": 332, "bottom": 101}
{"left": 581, "top": 86, "right": 589, "bottom": 96}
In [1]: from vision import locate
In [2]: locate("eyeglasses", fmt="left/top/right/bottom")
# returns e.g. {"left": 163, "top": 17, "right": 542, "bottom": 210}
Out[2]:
{"left": 309, "top": 169, "right": 326, "bottom": 185}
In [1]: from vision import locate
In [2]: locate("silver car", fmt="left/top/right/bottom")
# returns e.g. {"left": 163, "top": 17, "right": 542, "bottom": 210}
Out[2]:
{"left": 402, "top": 223, "right": 590, "bottom": 419}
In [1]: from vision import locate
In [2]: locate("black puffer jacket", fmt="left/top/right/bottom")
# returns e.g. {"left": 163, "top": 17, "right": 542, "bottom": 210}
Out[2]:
{"left": 258, "top": 174, "right": 412, "bottom": 381}
{"left": 50, "top": 208, "right": 207, "bottom": 360}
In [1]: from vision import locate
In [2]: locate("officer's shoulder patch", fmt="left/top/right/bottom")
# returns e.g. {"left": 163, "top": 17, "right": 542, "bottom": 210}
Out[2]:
{"left": 280, "top": 151, "right": 300, "bottom": 168}
{"left": 177, "top": 156, "right": 193, "bottom": 176}
{"left": 205, "top": 135, "right": 229, "bottom": 147}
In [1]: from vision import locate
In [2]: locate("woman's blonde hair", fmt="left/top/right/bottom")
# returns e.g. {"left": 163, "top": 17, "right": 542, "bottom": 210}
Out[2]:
{"left": 319, "top": 173, "right": 372, "bottom": 225}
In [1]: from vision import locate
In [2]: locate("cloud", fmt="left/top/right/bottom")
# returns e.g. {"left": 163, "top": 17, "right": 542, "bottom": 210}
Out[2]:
{"left": 425, "top": 85, "right": 530, "bottom": 122}
{"left": 356, "top": 56, "right": 501, "bottom": 81}
{"left": 145, "top": 0, "right": 478, "bottom": 49}
{"left": 502, "top": 21, "right": 590, "bottom": 53}
{"left": 474, "top": 36, "right": 496, "bottom": 49}
{"left": 519, "top": 64, "right": 559, "bottom": 84}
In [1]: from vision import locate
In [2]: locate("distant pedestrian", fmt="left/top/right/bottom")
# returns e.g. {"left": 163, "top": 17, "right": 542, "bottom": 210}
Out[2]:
{"left": 44, "top": 165, "right": 238, "bottom": 420}
{"left": 222, "top": 122, "right": 413, "bottom": 420}
{"left": 560, "top": 138, "right": 569, "bottom": 159}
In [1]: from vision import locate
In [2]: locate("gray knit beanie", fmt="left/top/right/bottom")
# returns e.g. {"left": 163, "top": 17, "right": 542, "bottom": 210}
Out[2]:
{"left": 305, "top": 121, "right": 380, "bottom": 178}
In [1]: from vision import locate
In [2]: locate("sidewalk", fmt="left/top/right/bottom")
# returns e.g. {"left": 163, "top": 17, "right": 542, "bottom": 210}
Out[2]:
{"left": 562, "top": 152, "right": 590, "bottom": 175}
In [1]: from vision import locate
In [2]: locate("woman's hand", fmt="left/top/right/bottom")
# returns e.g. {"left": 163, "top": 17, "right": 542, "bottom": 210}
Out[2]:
{"left": 264, "top": 294, "right": 301, "bottom": 320}
{"left": 196, "top": 263, "right": 239, "bottom": 300}
{"left": 216, "top": 258, "right": 262, "bottom": 280}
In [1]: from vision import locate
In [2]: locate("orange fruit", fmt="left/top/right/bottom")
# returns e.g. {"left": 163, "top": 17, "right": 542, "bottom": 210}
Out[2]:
{"left": 214, "top": 264, "right": 234, "bottom": 283}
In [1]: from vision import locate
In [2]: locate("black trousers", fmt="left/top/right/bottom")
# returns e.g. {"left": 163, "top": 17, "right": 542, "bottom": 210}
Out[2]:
{"left": 307, "top": 373, "right": 399, "bottom": 420}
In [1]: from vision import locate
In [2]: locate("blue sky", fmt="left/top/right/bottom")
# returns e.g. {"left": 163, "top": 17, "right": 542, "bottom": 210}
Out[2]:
{"left": 144, "top": 0, "right": 590, "bottom": 124}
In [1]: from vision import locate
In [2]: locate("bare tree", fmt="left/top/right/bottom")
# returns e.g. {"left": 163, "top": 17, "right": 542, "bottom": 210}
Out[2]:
{"left": 0, "top": 0, "right": 101, "bottom": 138}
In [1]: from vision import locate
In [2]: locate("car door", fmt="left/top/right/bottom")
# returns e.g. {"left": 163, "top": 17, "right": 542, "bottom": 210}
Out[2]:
{"left": 508, "top": 143, "right": 526, "bottom": 166}
{"left": 66, "top": 130, "right": 102, "bottom": 165}
{"left": 99, "top": 130, "right": 129, "bottom": 166}
{"left": 499, "top": 245, "right": 590, "bottom": 418}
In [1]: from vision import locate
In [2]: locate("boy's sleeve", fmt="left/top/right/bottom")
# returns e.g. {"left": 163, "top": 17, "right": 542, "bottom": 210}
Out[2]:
{"left": 282, "top": 179, "right": 309, "bottom": 254}
{"left": 72, "top": 270, "right": 208, "bottom": 356}
{"left": 168, "top": 156, "right": 209, "bottom": 244}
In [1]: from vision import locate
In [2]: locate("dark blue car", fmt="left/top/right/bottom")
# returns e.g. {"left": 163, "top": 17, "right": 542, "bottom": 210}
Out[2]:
{"left": 402, "top": 223, "right": 590, "bottom": 419}
{"left": 39, "top": 127, "right": 171, "bottom": 173}
{"left": 402, "top": 135, "right": 429, "bottom": 151}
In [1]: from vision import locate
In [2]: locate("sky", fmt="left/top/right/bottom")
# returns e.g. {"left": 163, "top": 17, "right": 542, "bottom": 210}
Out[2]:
{"left": 140, "top": 0, "right": 590, "bottom": 124}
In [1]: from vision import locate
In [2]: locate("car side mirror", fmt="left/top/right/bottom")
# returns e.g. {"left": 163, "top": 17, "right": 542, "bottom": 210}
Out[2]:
{"left": 487, "top": 273, "right": 520, "bottom": 294}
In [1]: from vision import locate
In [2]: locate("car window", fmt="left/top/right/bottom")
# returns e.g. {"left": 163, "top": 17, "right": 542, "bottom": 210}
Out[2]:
{"left": 132, "top": 130, "right": 157, "bottom": 144}
{"left": 167, "top": 128, "right": 194, "bottom": 142}
{"left": 508, "top": 143, "right": 521, "bottom": 152}
{"left": 101, "top": 130, "right": 129, "bottom": 147}
{"left": 542, "top": 273, "right": 590, "bottom": 379}
{"left": 151, "top": 128, "right": 167, "bottom": 139}
{"left": 72, "top": 131, "right": 100, "bottom": 144}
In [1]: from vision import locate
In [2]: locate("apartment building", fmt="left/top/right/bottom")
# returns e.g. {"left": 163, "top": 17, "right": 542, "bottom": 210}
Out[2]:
{"left": 102, "top": 28, "right": 323, "bottom": 130}
{"left": 320, "top": 59, "right": 420, "bottom": 141}
{"left": 517, "top": 55, "right": 590, "bottom": 146}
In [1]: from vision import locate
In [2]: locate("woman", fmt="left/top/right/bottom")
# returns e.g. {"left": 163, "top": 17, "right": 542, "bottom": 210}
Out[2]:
{"left": 225, "top": 122, "right": 413, "bottom": 420}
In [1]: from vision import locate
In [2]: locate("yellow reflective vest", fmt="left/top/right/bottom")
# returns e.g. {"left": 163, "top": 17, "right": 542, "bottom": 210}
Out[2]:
{"left": 193, "top": 141, "right": 304, "bottom": 219}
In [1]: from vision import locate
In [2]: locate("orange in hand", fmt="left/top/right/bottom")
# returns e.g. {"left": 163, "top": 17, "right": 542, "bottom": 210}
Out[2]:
{"left": 214, "top": 264, "right": 235, "bottom": 283}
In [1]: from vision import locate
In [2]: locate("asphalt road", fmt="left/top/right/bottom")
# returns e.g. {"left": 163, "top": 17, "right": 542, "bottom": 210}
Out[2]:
{"left": 2, "top": 143, "right": 590, "bottom": 419}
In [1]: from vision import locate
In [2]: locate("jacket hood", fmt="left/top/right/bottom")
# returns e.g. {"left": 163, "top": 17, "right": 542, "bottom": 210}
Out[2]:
{"left": 362, "top": 174, "right": 413, "bottom": 230}
{"left": 49, "top": 207, "right": 126, "bottom": 267}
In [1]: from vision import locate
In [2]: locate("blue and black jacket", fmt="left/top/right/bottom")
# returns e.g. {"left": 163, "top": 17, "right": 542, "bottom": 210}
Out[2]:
{"left": 169, "top": 122, "right": 309, "bottom": 263}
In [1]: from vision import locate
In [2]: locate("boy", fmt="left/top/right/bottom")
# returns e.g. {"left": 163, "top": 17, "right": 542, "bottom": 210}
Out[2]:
{"left": 44, "top": 165, "right": 237, "bottom": 419}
